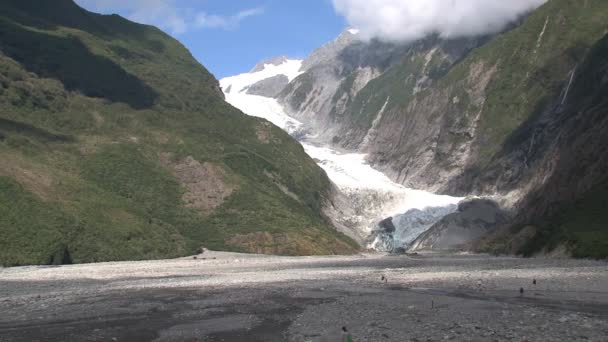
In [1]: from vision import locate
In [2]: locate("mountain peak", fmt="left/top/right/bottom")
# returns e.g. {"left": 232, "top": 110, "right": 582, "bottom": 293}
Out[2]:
{"left": 347, "top": 28, "right": 360, "bottom": 35}
{"left": 250, "top": 55, "right": 290, "bottom": 73}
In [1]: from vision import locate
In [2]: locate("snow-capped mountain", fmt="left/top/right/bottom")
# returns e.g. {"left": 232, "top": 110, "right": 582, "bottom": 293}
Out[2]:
{"left": 221, "top": 58, "right": 303, "bottom": 96}
{"left": 219, "top": 58, "right": 304, "bottom": 135}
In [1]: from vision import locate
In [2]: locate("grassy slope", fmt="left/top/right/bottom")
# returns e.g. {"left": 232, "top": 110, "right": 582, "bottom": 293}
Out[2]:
{"left": 0, "top": 0, "right": 357, "bottom": 266}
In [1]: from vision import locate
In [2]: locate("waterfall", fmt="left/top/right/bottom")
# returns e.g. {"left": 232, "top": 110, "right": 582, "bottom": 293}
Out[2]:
{"left": 561, "top": 65, "right": 577, "bottom": 105}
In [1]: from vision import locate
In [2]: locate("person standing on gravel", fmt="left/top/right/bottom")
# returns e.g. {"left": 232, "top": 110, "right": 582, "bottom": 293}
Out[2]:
{"left": 342, "top": 326, "right": 354, "bottom": 342}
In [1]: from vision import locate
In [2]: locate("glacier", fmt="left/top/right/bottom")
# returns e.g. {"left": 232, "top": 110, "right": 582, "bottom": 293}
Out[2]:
{"left": 219, "top": 59, "right": 463, "bottom": 251}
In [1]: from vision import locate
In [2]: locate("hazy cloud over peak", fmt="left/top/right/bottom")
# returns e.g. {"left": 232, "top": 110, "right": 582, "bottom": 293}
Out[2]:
{"left": 332, "top": 0, "right": 547, "bottom": 42}
{"left": 76, "top": 0, "right": 263, "bottom": 34}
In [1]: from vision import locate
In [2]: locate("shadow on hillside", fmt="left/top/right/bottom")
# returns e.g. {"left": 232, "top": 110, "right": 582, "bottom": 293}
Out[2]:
{"left": 0, "top": 0, "right": 166, "bottom": 53}
{"left": 0, "top": 117, "right": 74, "bottom": 142}
{"left": 514, "top": 35, "right": 608, "bottom": 258}
{"left": 0, "top": 18, "right": 158, "bottom": 109}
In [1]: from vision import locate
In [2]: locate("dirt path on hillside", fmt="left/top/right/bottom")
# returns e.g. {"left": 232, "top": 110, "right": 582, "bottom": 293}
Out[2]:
{"left": 1, "top": 253, "right": 607, "bottom": 341}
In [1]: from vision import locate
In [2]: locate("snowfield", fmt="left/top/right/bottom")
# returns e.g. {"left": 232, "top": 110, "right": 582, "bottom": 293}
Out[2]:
{"left": 219, "top": 60, "right": 462, "bottom": 249}
{"left": 220, "top": 59, "right": 303, "bottom": 95}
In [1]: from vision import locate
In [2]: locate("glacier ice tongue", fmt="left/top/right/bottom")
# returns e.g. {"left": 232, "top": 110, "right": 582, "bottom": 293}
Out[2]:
{"left": 369, "top": 205, "right": 459, "bottom": 252}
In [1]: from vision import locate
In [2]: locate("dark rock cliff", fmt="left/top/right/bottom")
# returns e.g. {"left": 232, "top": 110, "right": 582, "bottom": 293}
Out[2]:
{"left": 277, "top": 0, "right": 608, "bottom": 257}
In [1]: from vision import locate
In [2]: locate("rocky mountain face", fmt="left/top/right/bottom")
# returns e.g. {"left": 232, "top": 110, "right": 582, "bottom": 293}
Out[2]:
{"left": 278, "top": 30, "right": 413, "bottom": 139}
{"left": 250, "top": 56, "right": 291, "bottom": 73}
{"left": 409, "top": 199, "right": 511, "bottom": 252}
{"left": 245, "top": 74, "right": 289, "bottom": 97}
{"left": 401, "top": 0, "right": 608, "bottom": 258}
{"left": 278, "top": 30, "right": 493, "bottom": 144}
{"left": 306, "top": 0, "right": 607, "bottom": 198}
{"left": 0, "top": 0, "right": 358, "bottom": 266}
{"left": 243, "top": 56, "right": 293, "bottom": 97}
{"left": 273, "top": 0, "right": 608, "bottom": 258}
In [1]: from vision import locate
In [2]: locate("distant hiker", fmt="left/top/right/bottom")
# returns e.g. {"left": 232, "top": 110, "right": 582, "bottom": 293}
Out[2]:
{"left": 520, "top": 287, "right": 524, "bottom": 296}
{"left": 533, "top": 279, "right": 537, "bottom": 286}
{"left": 342, "top": 326, "right": 354, "bottom": 342}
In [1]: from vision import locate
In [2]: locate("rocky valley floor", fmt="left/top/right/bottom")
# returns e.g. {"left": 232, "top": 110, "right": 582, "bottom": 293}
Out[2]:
{"left": 0, "top": 252, "right": 607, "bottom": 342}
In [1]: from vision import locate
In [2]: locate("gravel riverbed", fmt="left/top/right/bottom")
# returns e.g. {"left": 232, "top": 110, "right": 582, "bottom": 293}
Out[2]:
{"left": 0, "top": 252, "right": 607, "bottom": 341}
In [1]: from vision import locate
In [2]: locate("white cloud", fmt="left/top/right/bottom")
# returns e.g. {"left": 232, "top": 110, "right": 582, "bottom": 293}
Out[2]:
{"left": 75, "top": 0, "right": 263, "bottom": 35}
{"left": 332, "top": 0, "right": 547, "bottom": 42}
{"left": 196, "top": 7, "right": 265, "bottom": 30}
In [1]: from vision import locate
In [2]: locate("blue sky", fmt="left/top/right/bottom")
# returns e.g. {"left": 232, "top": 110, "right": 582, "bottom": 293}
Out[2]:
{"left": 74, "top": 1, "right": 547, "bottom": 78}
{"left": 75, "top": 0, "right": 347, "bottom": 78}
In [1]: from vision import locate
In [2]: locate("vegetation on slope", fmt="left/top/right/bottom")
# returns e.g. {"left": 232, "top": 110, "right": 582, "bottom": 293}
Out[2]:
{"left": 334, "top": 35, "right": 485, "bottom": 137}
{"left": 343, "top": 0, "right": 606, "bottom": 167}
{"left": 470, "top": 25, "right": 608, "bottom": 260}
{"left": 0, "top": 0, "right": 357, "bottom": 266}
{"left": 522, "top": 184, "right": 608, "bottom": 259}
{"left": 519, "top": 33, "right": 608, "bottom": 259}
{"left": 445, "top": 0, "right": 608, "bottom": 258}
{"left": 457, "top": 0, "right": 608, "bottom": 166}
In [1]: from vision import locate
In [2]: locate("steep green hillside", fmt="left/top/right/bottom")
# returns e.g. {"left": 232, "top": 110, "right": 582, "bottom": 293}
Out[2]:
{"left": 316, "top": 0, "right": 608, "bottom": 257}
{"left": 448, "top": 0, "right": 608, "bottom": 258}
{"left": 362, "top": 0, "right": 608, "bottom": 192}
{"left": 523, "top": 183, "right": 608, "bottom": 259}
{"left": 335, "top": 36, "right": 484, "bottom": 137}
{"left": 454, "top": 0, "right": 608, "bottom": 168}
{"left": 511, "top": 33, "right": 608, "bottom": 259}
{"left": 0, "top": 0, "right": 357, "bottom": 266}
